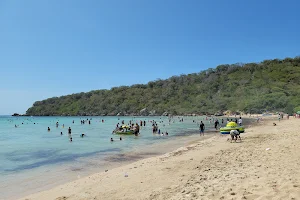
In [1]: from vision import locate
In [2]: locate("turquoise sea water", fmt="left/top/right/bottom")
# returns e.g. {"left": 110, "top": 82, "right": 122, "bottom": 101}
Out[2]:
{"left": 0, "top": 115, "right": 236, "bottom": 199}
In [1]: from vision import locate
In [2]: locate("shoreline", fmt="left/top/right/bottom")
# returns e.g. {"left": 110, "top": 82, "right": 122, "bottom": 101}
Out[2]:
{"left": 15, "top": 116, "right": 275, "bottom": 200}
{"left": 2, "top": 123, "right": 219, "bottom": 200}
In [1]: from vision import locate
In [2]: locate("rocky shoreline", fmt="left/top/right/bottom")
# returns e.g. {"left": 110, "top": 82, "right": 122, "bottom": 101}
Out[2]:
{"left": 17, "top": 107, "right": 242, "bottom": 117}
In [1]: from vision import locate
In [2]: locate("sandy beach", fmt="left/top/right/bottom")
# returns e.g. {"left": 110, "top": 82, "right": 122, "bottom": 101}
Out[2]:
{"left": 19, "top": 116, "right": 300, "bottom": 200}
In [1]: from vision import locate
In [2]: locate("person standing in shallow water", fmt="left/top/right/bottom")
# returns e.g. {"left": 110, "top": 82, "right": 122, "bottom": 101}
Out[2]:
{"left": 199, "top": 121, "right": 205, "bottom": 136}
{"left": 214, "top": 120, "right": 219, "bottom": 130}
{"left": 238, "top": 117, "right": 242, "bottom": 126}
{"left": 68, "top": 127, "right": 72, "bottom": 134}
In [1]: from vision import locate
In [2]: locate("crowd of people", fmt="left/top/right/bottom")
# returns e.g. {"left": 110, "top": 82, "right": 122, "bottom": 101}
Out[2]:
{"left": 197, "top": 117, "right": 243, "bottom": 136}
{"left": 12, "top": 115, "right": 249, "bottom": 143}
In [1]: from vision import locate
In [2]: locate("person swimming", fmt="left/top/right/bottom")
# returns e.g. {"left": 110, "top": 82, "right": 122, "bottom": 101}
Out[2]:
{"left": 47, "top": 127, "right": 50, "bottom": 131}
{"left": 110, "top": 138, "right": 114, "bottom": 142}
{"left": 120, "top": 137, "right": 122, "bottom": 141}
{"left": 81, "top": 133, "right": 85, "bottom": 137}
{"left": 61, "top": 132, "right": 63, "bottom": 135}
{"left": 70, "top": 137, "right": 73, "bottom": 142}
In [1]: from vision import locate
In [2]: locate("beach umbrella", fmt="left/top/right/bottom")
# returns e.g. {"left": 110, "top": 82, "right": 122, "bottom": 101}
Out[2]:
{"left": 296, "top": 111, "right": 300, "bottom": 114}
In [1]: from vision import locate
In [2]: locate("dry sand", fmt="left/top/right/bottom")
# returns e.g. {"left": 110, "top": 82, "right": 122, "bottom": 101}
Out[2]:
{"left": 20, "top": 117, "right": 300, "bottom": 200}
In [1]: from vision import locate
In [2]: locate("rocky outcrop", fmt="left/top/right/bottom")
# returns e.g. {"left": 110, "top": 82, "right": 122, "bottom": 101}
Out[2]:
{"left": 149, "top": 110, "right": 156, "bottom": 116}
{"left": 162, "top": 111, "right": 169, "bottom": 116}
{"left": 140, "top": 108, "right": 149, "bottom": 116}
{"left": 214, "top": 112, "right": 223, "bottom": 116}
{"left": 117, "top": 112, "right": 122, "bottom": 116}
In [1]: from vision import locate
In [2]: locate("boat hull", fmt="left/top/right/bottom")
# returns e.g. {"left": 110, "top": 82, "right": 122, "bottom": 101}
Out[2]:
{"left": 114, "top": 130, "right": 135, "bottom": 135}
{"left": 220, "top": 126, "right": 245, "bottom": 134}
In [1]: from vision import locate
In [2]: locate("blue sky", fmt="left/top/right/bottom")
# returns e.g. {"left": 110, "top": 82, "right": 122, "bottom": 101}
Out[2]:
{"left": 0, "top": 0, "right": 299, "bottom": 114}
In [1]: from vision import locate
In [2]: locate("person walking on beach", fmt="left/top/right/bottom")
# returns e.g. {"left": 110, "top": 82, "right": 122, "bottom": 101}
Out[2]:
{"left": 199, "top": 121, "right": 205, "bottom": 136}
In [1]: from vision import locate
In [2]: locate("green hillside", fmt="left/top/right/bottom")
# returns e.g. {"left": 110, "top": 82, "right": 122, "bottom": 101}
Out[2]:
{"left": 26, "top": 57, "right": 300, "bottom": 116}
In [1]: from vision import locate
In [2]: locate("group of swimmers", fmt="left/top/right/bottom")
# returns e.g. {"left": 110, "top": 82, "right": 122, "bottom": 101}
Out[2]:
{"left": 20, "top": 117, "right": 178, "bottom": 143}
{"left": 115, "top": 123, "right": 140, "bottom": 135}
{"left": 113, "top": 118, "right": 172, "bottom": 137}
{"left": 47, "top": 122, "right": 86, "bottom": 142}
{"left": 80, "top": 119, "right": 91, "bottom": 124}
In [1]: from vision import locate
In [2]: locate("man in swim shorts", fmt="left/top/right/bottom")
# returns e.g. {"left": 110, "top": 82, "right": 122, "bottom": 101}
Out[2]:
{"left": 199, "top": 121, "right": 205, "bottom": 136}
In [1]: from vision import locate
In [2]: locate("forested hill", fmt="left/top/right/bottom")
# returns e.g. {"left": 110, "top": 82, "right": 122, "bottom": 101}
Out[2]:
{"left": 26, "top": 57, "right": 300, "bottom": 116}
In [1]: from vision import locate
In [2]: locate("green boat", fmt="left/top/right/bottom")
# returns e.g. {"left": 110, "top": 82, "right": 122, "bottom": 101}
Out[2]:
{"left": 220, "top": 122, "right": 245, "bottom": 134}
{"left": 114, "top": 130, "right": 135, "bottom": 135}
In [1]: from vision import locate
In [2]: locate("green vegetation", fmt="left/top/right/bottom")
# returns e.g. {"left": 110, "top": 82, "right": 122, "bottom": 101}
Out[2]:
{"left": 26, "top": 57, "right": 300, "bottom": 116}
